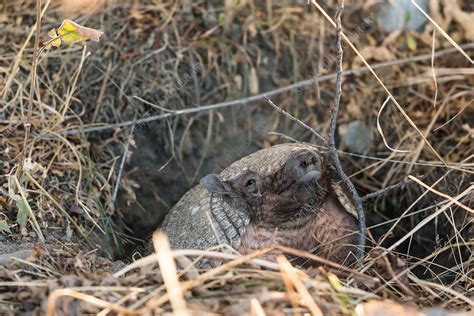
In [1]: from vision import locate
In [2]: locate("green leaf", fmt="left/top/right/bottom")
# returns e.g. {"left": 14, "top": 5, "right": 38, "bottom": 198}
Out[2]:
{"left": 0, "top": 220, "right": 11, "bottom": 234}
{"left": 16, "top": 199, "right": 29, "bottom": 227}
{"left": 407, "top": 34, "right": 417, "bottom": 51}
{"left": 404, "top": 10, "right": 413, "bottom": 24}
{"left": 218, "top": 13, "right": 226, "bottom": 26}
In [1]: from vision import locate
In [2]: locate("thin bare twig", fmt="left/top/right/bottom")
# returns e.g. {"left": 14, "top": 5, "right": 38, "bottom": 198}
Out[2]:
{"left": 112, "top": 118, "right": 137, "bottom": 204}
{"left": 433, "top": 99, "right": 473, "bottom": 131}
{"left": 328, "top": 1, "right": 366, "bottom": 259}
{"left": 388, "top": 185, "right": 473, "bottom": 251}
{"left": 264, "top": 97, "right": 327, "bottom": 146}
{"left": 408, "top": 176, "right": 473, "bottom": 214}
{"left": 376, "top": 96, "right": 411, "bottom": 153}
{"left": 361, "top": 176, "right": 424, "bottom": 202}
{"left": 55, "top": 44, "right": 474, "bottom": 136}
{"left": 17, "top": 0, "right": 41, "bottom": 175}
{"left": 278, "top": 246, "right": 378, "bottom": 284}
{"left": 430, "top": 29, "right": 438, "bottom": 106}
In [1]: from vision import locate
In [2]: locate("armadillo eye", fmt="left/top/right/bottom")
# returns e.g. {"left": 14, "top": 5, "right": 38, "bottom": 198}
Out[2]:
{"left": 241, "top": 172, "right": 260, "bottom": 195}
{"left": 244, "top": 178, "right": 259, "bottom": 195}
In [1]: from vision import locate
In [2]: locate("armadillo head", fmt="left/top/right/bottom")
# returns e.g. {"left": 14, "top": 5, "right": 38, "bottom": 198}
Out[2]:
{"left": 200, "top": 143, "right": 328, "bottom": 224}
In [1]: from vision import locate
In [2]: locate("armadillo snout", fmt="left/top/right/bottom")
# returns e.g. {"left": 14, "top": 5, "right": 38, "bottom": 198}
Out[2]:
{"left": 294, "top": 152, "right": 321, "bottom": 184}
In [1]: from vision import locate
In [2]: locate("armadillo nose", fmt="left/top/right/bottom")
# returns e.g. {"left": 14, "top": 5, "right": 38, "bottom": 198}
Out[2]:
{"left": 296, "top": 170, "right": 321, "bottom": 184}
{"left": 295, "top": 153, "right": 321, "bottom": 183}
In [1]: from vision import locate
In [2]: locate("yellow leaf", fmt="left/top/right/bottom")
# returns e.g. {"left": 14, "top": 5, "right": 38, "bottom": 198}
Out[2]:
{"left": 57, "top": 19, "right": 103, "bottom": 44}
{"left": 406, "top": 34, "right": 417, "bottom": 51}
{"left": 48, "top": 28, "right": 57, "bottom": 38}
{"left": 44, "top": 28, "right": 62, "bottom": 49}
{"left": 327, "top": 273, "right": 342, "bottom": 290}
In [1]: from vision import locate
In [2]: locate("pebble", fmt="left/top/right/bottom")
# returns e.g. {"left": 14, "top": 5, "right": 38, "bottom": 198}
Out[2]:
{"left": 376, "top": 0, "right": 429, "bottom": 32}
{"left": 340, "top": 121, "right": 372, "bottom": 154}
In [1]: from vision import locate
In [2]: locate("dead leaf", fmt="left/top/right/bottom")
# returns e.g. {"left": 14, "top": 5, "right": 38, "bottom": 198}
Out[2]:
{"left": 304, "top": 98, "right": 318, "bottom": 107}
{"left": 444, "top": 1, "right": 474, "bottom": 40}
{"left": 247, "top": 20, "right": 258, "bottom": 38}
{"left": 368, "top": 249, "right": 416, "bottom": 298}
{"left": 347, "top": 96, "right": 363, "bottom": 118}
{"left": 249, "top": 67, "right": 259, "bottom": 94}
{"left": 356, "top": 300, "right": 471, "bottom": 316}
{"left": 130, "top": 6, "right": 144, "bottom": 20}
{"left": 428, "top": 0, "right": 450, "bottom": 30}
{"left": 57, "top": 0, "right": 105, "bottom": 16}
{"left": 354, "top": 46, "right": 395, "bottom": 67}
{"left": 355, "top": 300, "right": 421, "bottom": 316}
{"left": 429, "top": 0, "right": 474, "bottom": 41}
{"left": 234, "top": 75, "right": 243, "bottom": 91}
{"left": 223, "top": 0, "right": 248, "bottom": 31}
{"left": 381, "top": 30, "right": 402, "bottom": 46}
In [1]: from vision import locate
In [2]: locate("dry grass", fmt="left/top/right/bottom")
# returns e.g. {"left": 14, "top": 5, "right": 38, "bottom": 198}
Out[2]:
{"left": 0, "top": 0, "right": 472, "bottom": 315}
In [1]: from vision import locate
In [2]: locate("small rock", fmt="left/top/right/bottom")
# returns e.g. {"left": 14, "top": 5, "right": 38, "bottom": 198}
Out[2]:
{"left": 340, "top": 121, "right": 372, "bottom": 154}
{"left": 376, "top": 0, "right": 429, "bottom": 32}
{"left": 0, "top": 250, "right": 33, "bottom": 266}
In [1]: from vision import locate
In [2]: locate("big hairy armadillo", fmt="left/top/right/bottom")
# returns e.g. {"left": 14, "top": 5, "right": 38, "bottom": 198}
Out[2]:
{"left": 160, "top": 143, "right": 359, "bottom": 266}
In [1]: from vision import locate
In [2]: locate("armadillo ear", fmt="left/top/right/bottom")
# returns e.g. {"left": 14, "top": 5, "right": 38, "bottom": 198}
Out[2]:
{"left": 200, "top": 174, "right": 230, "bottom": 195}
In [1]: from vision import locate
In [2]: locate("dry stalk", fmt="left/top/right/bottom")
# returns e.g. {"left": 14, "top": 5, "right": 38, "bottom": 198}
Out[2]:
{"left": 152, "top": 232, "right": 189, "bottom": 316}
{"left": 17, "top": 0, "right": 42, "bottom": 176}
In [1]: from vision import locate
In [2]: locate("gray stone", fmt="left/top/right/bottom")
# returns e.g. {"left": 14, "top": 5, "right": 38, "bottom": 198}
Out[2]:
{"left": 341, "top": 121, "right": 373, "bottom": 154}
{"left": 377, "top": 0, "right": 429, "bottom": 32}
